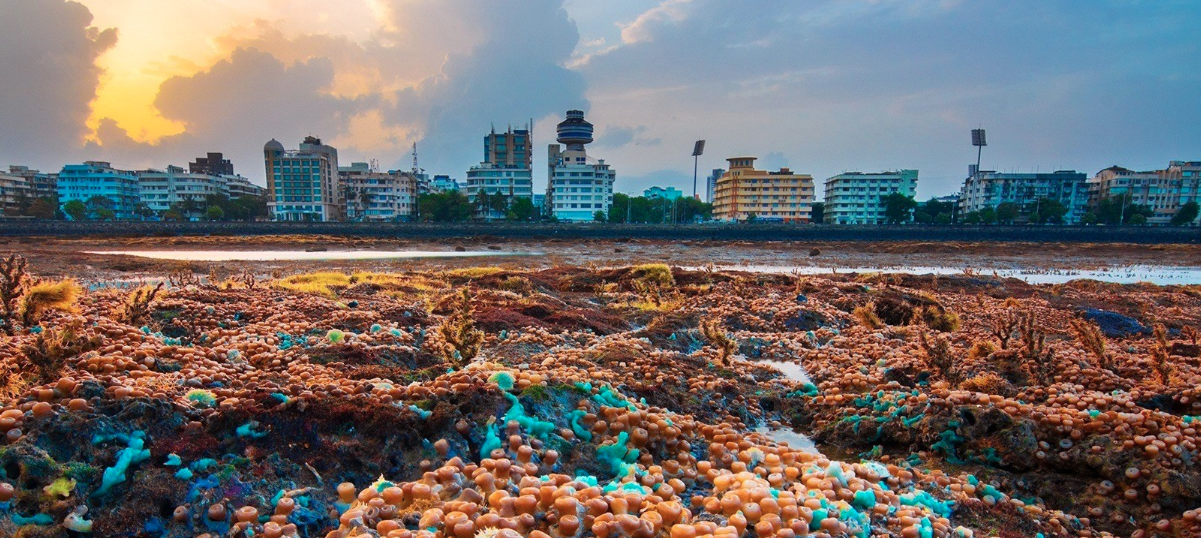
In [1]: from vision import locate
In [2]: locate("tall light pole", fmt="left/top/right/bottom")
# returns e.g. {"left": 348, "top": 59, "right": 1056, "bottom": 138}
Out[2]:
{"left": 971, "top": 129, "right": 986, "bottom": 181}
{"left": 692, "top": 140, "right": 706, "bottom": 199}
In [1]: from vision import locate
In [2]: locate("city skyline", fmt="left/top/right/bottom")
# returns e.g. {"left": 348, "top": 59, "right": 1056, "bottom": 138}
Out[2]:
{"left": 1, "top": 0, "right": 1199, "bottom": 199}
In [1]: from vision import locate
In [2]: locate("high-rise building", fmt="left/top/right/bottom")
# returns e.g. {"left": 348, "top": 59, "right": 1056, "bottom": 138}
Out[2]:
{"left": 644, "top": 186, "right": 683, "bottom": 200}
{"left": 958, "top": 170, "right": 1090, "bottom": 224}
{"left": 263, "top": 136, "right": 342, "bottom": 221}
{"left": 224, "top": 175, "right": 265, "bottom": 200}
{"left": 189, "top": 152, "right": 235, "bottom": 176}
{"left": 712, "top": 157, "right": 814, "bottom": 223}
{"left": 1089, "top": 162, "right": 1200, "bottom": 225}
{"left": 0, "top": 172, "right": 32, "bottom": 217}
{"left": 823, "top": 170, "right": 918, "bottom": 224}
{"left": 466, "top": 125, "right": 534, "bottom": 219}
{"left": 137, "top": 165, "right": 228, "bottom": 220}
{"left": 7, "top": 166, "right": 57, "bottom": 199}
{"left": 706, "top": 168, "right": 724, "bottom": 203}
{"left": 339, "top": 162, "right": 418, "bottom": 221}
{"left": 547, "top": 110, "right": 615, "bottom": 221}
{"left": 57, "top": 161, "right": 140, "bottom": 220}
{"left": 431, "top": 175, "right": 460, "bottom": 192}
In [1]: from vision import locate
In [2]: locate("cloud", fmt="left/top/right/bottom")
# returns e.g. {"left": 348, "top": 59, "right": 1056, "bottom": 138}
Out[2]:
{"left": 574, "top": 0, "right": 1201, "bottom": 197}
{"left": 597, "top": 125, "right": 660, "bottom": 148}
{"left": 83, "top": 0, "right": 586, "bottom": 182}
{"left": 88, "top": 47, "right": 356, "bottom": 174}
{"left": 382, "top": 0, "right": 587, "bottom": 174}
{"left": 619, "top": 0, "right": 694, "bottom": 44}
{"left": 0, "top": 0, "right": 116, "bottom": 169}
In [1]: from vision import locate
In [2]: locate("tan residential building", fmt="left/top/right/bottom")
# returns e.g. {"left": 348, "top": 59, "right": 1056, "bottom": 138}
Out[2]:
{"left": 712, "top": 157, "right": 814, "bottom": 222}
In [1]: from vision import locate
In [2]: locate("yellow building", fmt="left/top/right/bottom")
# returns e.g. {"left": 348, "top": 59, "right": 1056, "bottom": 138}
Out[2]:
{"left": 712, "top": 157, "right": 814, "bottom": 222}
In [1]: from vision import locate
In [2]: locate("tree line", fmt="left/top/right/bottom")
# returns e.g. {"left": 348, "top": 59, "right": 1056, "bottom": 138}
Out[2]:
{"left": 867, "top": 192, "right": 1199, "bottom": 226}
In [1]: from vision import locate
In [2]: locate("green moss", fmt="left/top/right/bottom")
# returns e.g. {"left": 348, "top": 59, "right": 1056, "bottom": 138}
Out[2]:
{"left": 519, "top": 384, "right": 550, "bottom": 402}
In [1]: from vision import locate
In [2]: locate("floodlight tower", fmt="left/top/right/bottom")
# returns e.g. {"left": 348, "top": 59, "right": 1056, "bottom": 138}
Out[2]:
{"left": 691, "top": 140, "right": 706, "bottom": 200}
{"left": 971, "top": 129, "right": 986, "bottom": 181}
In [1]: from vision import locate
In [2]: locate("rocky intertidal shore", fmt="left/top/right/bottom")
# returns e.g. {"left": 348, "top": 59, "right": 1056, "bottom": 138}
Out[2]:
{"left": 0, "top": 258, "right": 1199, "bottom": 538}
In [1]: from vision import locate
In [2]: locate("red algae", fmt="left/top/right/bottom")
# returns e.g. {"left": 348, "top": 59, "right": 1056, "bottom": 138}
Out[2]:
{"left": 0, "top": 259, "right": 1197, "bottom": 537}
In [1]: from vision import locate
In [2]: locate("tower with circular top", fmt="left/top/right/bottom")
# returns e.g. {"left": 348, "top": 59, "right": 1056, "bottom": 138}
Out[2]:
{"left": 556, "top": 110, "right": 593, "bottom": 150}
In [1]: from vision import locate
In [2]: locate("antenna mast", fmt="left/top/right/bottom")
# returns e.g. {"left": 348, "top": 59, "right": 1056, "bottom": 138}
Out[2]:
{"left": 411, "top": 143, "right": 419, "bottom": 176}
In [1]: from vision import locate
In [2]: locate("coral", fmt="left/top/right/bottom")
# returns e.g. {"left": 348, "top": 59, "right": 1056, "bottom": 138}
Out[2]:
{"left": 0, "top": 253, "right": 32, "bottom": 334}
{"left": 118, "top": 282, "right": 164, "bottom": 326}
{"left": 18, "top": 319, "right": 100, "bottom": 385}
{"left": 18, "top": 279, "right": 80, "bottom": 327}
{"left": 852, "top": 301, "right": 883, "bottom": 329}
{"left": 699, "top": 317, "right": 737, "bottom": 365}
{"left": 92, "top": 432, "right": 151, "bottom": 497}
{"left": 1070, "top": 317, "right": 1110, "bottom": 369}
{"left": 436, "top": 287, "right": 484, "bottom": 369}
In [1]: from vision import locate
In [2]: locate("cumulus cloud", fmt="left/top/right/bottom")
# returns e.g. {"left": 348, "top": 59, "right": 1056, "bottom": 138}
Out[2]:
{"left": 87, "top": 47, "right": 354, "bottom": 174}
{"left": 0, "top": 0, "right": 116, "bottom": 169}
{"left": 577, "top": 0, "right": 1201, "bottom": 197}
{"left": 597, "top": 125, "right": 660, "bottom": 149}
{"left": 382, "top": 0, "right": 587, "bottom": 174}
{"left": 83, "top": 0, "right": 586, "bottom": 181}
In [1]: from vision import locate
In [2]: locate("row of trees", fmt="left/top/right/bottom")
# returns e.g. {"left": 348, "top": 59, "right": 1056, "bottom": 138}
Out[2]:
{"left": 54, "top": 194, "right": 269, "bottom": 222}
{"left": 875, "top": 193, "right": 1200, "bottom": 226}
{"left": 415, "top": 191, "right": 539, "bottom": 222}
{"left": 601, "top": 193, "right": 712, "bottom": 223}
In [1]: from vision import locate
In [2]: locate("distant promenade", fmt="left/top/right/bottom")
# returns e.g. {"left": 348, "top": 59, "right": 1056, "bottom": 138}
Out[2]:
{"left": 0, "top": 221, "right": 1198, "bottom": 244}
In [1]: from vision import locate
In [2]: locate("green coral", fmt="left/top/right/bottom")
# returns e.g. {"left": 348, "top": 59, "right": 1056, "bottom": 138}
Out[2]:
{"left": 43, "top": 477, "right": 75, "bottom": 498}
{"left": 185, "top": 389, "right": 216, "bottom": 408}
{"left": 488, "top": 371, "right": 516, "bottom": 391}
{"left": 502, "top": 393, "right": 556, "bottom": 439}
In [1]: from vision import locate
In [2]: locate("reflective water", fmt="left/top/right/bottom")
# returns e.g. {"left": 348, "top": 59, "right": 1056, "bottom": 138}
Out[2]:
{"left": 754, "top": 426, "right": 819, "bottom": 453}
{"left": 688, "top": 264, "right": 1201, "bottom": 285}
{"left": 85, "top": 250, "right": 541, "bottom": 262}
{"left": 760, "top": 359, "right": 813, "bottom": 384}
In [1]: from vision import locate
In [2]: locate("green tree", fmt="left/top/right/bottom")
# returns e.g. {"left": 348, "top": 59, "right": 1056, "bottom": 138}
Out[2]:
{"left": 135, "top": 203, "right": 155, "bottom": 220}
{"left": 1128, "top": 213, "right": 1148, "bottom": 225}
{"left": 489, "top": 193, "right": 509, "bottom": 215}
{"left": 1028, "top": 198, "right": 1067, "bottom": 224}
{"left": 1170, "top": 201, "right": 1199, "bottom": 226}
{"left": 162, "top": 209, "right": 184, "bottom": 221}
{"left": 810, "top": 202, "right": 824, "bottom": 224}
{"left": 27, "top": 197, "right": 58, "bottom": 220}
{"left": 676, "top": 197, "right": 713, "bottom": 222}
{"left": 206, "top": 206, "right": 225, "bottom": 221}
{"left": 593, "top": 210, "right": 607, "bottom": 222}
{"left": 609, "top": 193, "right": 630, "bottom": 223}
{"left": 881, "top": 193, "right": 917, "bottom": 224}
{"left": 507, "top": 197, "right": 535, "bottom": 221}
{"left": 63, "top": 200, "right": 87, "bottom": 221}
{"left": 418, "top": 191, "right": 472, "bottom": 222}
{"left": 995, "top": 202, "right": 1019, "bottom": 224}
{"left": 85, "top": 195, "right": 114, "bottom": 219}
{"left": 962, "top": 211, "right": 981, "bottom": 224}
{"left": 979, "top": 207, "right": 997, "bottom": 225}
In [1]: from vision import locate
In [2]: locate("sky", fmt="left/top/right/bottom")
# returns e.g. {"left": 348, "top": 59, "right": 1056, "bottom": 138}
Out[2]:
{"left": 1, "top": 0, "right": 1199, "bottom": 199}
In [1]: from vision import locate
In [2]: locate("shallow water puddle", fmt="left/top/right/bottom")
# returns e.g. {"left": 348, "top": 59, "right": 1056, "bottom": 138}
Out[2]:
{"left": 759, "top": 359, "right": 813, "bottom": 384}
{"left": 84, "top": 250, "right": 542, "bottom": 262}
{"left": 754, "top": 426, "right": 819, "bottom": 453}
{"left": 687, "top": 264, "right": 1201, "bottom": 285}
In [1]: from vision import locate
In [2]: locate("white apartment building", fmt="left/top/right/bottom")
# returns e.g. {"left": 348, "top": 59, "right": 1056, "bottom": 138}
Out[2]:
{"left": 546, "top": 110, "right": 615, "bottom": 221}
{"left": 823, "top": 170, "right": 918, "bottom": 224}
